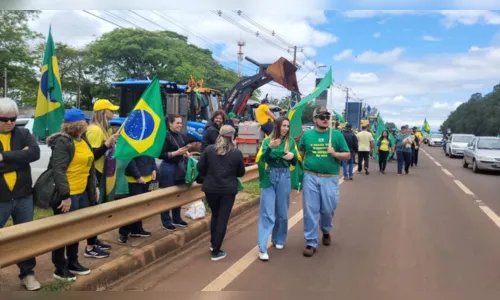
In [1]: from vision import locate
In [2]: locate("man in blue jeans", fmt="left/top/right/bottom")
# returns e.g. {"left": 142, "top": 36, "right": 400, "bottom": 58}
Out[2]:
{"left": 395, "top": 125, "right": 412, "bottom": 175}
{"left": 341, "top": 123, "right": 358, "bottom": 180}
{"left": 298, "top": 107, "right": 351, "bottom": 257}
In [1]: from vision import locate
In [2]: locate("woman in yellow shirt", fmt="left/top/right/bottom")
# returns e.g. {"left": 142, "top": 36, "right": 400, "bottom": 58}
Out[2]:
{"left": 376, "top": 130, "right": 392, "bottom": 174}
{"left": 46, "top": 108, "right": 98, "bottom": 281}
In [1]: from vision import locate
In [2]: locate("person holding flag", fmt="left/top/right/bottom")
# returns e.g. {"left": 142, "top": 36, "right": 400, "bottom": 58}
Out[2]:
{"left": 255, "top": 116, "right": 301, "bottom": 261}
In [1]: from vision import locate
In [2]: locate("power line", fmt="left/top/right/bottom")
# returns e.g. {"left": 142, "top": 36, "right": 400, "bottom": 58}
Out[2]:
{"left": 82, "top": 10, "right": 125, "bottom": 28}
{"left": 103, "top": 10, "right": 147, "bottom": 30}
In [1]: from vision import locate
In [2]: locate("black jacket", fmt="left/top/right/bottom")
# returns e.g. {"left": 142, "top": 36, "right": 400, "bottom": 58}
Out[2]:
{"left": 0, "top": 127, "right": 40, "bottom": 202}
{"left": 46, "top": 133, "right": 97, "bottom": 204}
{"left": 201, "top": 124, "right": 220, "bottom": 152}
{"left": 342, "top": 129, "right": 358, "bottom": 153}
{"left": 197, "top": 145, "right": 246, "bottom": 195}
{"left": 125, "top": 156, "right": 158, "bottom": 179}
{"left": 159, "top": 129, "right": 187, "bottom": 165}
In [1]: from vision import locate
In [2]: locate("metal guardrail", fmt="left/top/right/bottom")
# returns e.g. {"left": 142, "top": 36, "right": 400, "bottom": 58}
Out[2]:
{"left": 0, "top": 165, "right": 259, "bottom": 268}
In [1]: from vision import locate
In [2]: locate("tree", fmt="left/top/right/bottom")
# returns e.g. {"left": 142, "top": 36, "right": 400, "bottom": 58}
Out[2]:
{"left": 385, "top": 122, "right": 396, "bottom": 130}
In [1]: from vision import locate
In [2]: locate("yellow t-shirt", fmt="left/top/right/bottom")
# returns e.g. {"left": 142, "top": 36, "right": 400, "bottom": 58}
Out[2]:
{"left": 255, "top": 104, "right": 271, "bottom": 125}
{"left": 356, "top": 131, "right": 374, "bottom": 152}
{"left": 86, "top": 125, "right": 112, "bottom": 173}
{"left": 66, "top": 139, "right": 94, "bottom": 195}
{"left": 0, "top": 133, "right": 17, "bottom": 191}
{"left": 379, "top": 139, "right": 390, "bottom": 151}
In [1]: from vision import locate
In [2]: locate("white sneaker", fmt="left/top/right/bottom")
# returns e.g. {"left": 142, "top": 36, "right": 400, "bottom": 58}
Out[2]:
{"left": 275, "top": 244, "right": 284, "bottom": 250}
{"left": 259, "top": 252, "right": 269, "bottom": 261}
{"left": 21, "top": 275, "right": 41, "bottom": 291}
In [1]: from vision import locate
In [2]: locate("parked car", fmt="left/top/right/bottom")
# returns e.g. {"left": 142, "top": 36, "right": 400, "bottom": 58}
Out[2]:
{"left": 463, "top": 137, "right": 500, "bottom": 173}
{"left": 428, "top": 133, "right": 443, "bottom": 147}
{"left": 446, "top": 134, "right": 475, "bottom": 157}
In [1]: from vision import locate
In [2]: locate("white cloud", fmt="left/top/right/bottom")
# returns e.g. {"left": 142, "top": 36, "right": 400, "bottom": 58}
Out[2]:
{"left": 440, "top": 10, "right": 500, "bottom": 27}
{"left": 373, "top": 32, "right": 381, "bottom": 38}
{"left": 462, "top": 83, "right": 484, "bottom": 90}
{"left": 343, "top": 10, "right": 420, "bottom": 18}
{"left": 347, "top": 72, "right": 379, "bottom": 83}
{"left": 356, "top": 48, "right": 405, "bottom": 64}
{"left": 422, "top": 35, "right": 441, "bottom": 42}
{"left": 432, "top": 101, "right": 463, "bottom": 110}
{"left": 333, "top": 49, "right": 354, "bottom": 61}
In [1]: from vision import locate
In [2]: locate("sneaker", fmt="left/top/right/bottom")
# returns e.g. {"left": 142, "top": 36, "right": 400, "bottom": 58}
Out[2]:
{"left": 84, "top": 246, "right": 110, "bottom": 259}
{"left": 259, "top": 252, "right": 269, "bottom": 261}
{"left": 130, "top": 230, "right": 152, "bottom": 238}
{"left": 118, "top": 234, "right": 128, "bottom": 244}
{"left": 96, "top": 239, "right": 112, "bottom": 250}
{"left": 322, "top": 233, "right": 331, "bottom": 246}
{"left": 173, "top": 220, "right": 188, "bottom": 228}
{"left": 303, "top": 245, "right": 316, "bottom": 257}
{"left": 53, "top": 269, "right": 76, "bottom": 282}
{"left": 21, "top": 275, "right": 41, "bottom": 291}
{"left": 274, "top": 244, "right": 284, "bottom": 250}
{"left": 365, "top": 169, "right": 369, "bottom": 175}
{"left": 349, "top": 177, "right": 353, "bottom": 180}
{"left": 162, "top": 224, "right": 176, "bottom": 231}
{"left": 68, "top": 261, "right": 91, "bottom": 276}
{"left": 211, "top": 250, "right": 227, "bottom": 261}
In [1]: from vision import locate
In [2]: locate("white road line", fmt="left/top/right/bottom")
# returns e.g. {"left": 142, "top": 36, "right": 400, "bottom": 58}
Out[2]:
{"left": 454, "top": 180, "right": 475, "bottom": 196}
{"left": 478, "top": 205, "right": 500, "bottom": 229}
{"left": 435, "top": 162, "right": 442, "bottom": 167}
{"left": 202, "top": 174, "right": 349, "bottom": 292}
{"left": 441, "top": 168, "right": 453, "bottom": 177}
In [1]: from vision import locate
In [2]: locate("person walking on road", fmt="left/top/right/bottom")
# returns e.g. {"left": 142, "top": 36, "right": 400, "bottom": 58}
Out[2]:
{"left": 298, "top": 107, "right": 351, "bottom": 257}
{"left": 356, "top": 125, "right": 374, "bottom": 175}
{"left": 197, "top": 125, "right": 246, "bottom": 261}
{"left": 376, "top": 130, "right": 392, "bottom": 174}
{"left": 256, "top": 117, "right": 299, "bottom": 261}
{"left": 0, "top": 98, "right": 41, "bottom": 291}
{"left": 395, "top": 125, "right": 412, "bottom": 175}
{"left": 341, "top": 123, "right": 358, "bottom": 180}
{"left": 410, "top": 127, "right": 421, "bottom": 167}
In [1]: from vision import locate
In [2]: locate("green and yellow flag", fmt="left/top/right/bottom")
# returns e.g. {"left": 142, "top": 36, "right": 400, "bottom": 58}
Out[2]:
{"left": 422, "top": 118, "right": 431, "bottom": 133}
{"left": 288, "top": 67, "right": 332, "bottom": 139}
{"left": 33, "top": 27, "right": 64, "bottom": 139}
{"left": 114, "top": 77, "right": 167, "bottom": 160}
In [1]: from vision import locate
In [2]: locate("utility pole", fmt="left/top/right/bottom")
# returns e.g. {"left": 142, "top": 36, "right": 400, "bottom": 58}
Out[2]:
{"left": 237, "top": 39, "right": 246, "bottom": 78}
{"left": 3, "top": 67, "right": 7, "bottom": 97}
{"left": 344, "top": 87, "right": 349, "bottom": 125}
{"left": 288, "top": 45, "right": 303, "bottom": 109}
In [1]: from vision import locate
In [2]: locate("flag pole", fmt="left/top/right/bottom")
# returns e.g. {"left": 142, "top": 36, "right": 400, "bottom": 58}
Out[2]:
{"left": 328, "top": 81, "right": 334, "bottom": 145}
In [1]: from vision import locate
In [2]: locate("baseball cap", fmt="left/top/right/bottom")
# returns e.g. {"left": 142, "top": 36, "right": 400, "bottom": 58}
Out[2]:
{"left": 93, "top": 99, "right": 119, "bottom": 112}
{"left": 109, "top": 117, "right": 126, "bottom": 127}
{"left": 64, "top": 108, "right": 91, "bottom": 123}
{"left": 312, "top": 106, "right": 331, "bottom": 118}
{"left": 219, "top": 125, "right": 235, "bottom": 138}
{"left": 345, "top": 123, "right": 352, "bottom": 129}
{"left": 228, "top": 112, "right": 237, "bottom": 118}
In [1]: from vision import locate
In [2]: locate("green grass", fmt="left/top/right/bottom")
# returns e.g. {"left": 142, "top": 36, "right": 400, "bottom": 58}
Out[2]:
{"left": 5, "top": 207, "right": 53, "bottom": 227}
{"left": 242, "top": 179, "right": 260, "bottom": 196}
{"left": 40, "top": 280, "right": 74, "bottom": 291}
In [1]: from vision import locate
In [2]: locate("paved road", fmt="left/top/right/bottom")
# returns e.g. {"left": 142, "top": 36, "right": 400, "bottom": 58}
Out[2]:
{"left": 109, "top": 148, "right": 500, "bottom": 298}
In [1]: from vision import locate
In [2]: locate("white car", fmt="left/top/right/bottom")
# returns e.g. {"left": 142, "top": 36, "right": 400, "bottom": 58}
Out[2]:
{"left": 446, "top": 134, "right": 475, "bottom": 158}
{"left": 428, "top": 133, "right": 443, "bottom": 147}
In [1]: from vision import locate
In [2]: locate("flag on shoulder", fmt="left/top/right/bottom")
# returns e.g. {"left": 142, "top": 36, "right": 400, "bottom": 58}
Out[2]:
{"left": 114, "top": 76, "right": 167, "bottom": 160}
{"left": 33, "top": 27, "right": 64, "bottom": 139}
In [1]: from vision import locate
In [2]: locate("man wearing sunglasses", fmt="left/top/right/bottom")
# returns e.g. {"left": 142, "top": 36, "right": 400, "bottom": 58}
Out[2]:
{"left": 0, "top": 98, "right": 41, "bottom": 291}
{"left": 298, "top": 106, "right": 351, "bottom": 257}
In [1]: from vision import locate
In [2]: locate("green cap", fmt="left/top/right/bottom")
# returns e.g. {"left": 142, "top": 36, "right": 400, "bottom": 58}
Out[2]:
{"left": 228, "top": 112, "right": 236, "bottom": 118}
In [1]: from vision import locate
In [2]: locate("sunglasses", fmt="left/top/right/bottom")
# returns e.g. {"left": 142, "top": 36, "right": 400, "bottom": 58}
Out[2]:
{"left": 0, "top": 116, "right": 17, "bottom": 123}
{"left": 316, "top": 115, "right": 330, "bottom": 121}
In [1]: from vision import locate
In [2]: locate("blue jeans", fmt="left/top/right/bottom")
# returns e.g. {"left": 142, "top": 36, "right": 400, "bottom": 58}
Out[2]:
{"left": 302, "top": 172, "right": 340, "bottom": 248}
{"left": 342, "top": 154, "right": 354, "bottom": 178}
{"left": 257, "top": 168, "right": 291, "bottom": 253}
{"left": 159, "top": 161, "right": 183, "bottom": 226}
{"left": 52, "top": 192, "right": 89, "bottom": 271}
{"left": 397, "top": 151, "right": 411, "bottom": 174}
{"left": 0, "top": 195, "right": 36, "bottom": 279}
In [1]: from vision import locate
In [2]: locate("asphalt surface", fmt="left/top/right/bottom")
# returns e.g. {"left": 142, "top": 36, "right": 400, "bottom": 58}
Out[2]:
{"left": 105, "top": 144, "right": 500, "bottom": 298}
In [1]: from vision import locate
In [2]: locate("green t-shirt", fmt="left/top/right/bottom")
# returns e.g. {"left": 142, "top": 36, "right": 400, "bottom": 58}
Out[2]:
{"left": 298, "top": 128, "right": 350, "bottom": 175}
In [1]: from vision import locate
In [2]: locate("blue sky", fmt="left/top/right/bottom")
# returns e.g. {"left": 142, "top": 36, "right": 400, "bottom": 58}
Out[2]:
{"left": 30, "top": 9, "right": 500, "bottom": 129}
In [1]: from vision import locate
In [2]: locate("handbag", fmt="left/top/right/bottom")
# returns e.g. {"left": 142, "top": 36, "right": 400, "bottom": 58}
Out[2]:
{"left": 169, "top": 134, "right": 188, "bottom": 182}
{"left": 33, "top": 169, "right": 60, "bottom": 209}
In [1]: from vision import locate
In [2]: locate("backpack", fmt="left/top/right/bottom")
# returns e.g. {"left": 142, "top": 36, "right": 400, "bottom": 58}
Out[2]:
{"left": 33, "top": 169, "right": 60, "bottom": 209}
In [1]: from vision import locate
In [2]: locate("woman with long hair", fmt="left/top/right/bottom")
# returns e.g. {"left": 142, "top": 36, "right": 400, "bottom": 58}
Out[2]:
{"left": 256, "top": 116, "right": 298, "bottom": 261}
{"left": 197, "top": 125, "right": 246, "bottom": 261}
{"left": 376, "top": 130, "right": 392, "bottom": 174}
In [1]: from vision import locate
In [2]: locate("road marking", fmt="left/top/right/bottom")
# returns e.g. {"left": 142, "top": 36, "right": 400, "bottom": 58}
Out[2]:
{"left": 478, "top": 205, "right": 500, "bottom": 229}
{"left": 454, "top": 180, "right": 475, "bottom": 196}
{"left": 435, "top": 161, "right": 442, "bottom": 167}
{"left": 202, "top": 174, "right": 349, "bottom": 292}
{"left": 441, "top": 168, "right": 453, "bottom": 177}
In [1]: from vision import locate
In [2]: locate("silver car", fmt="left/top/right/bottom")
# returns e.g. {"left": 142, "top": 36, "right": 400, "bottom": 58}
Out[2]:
{"left": 463, "top": 137, "right": 500, "bottom": 173}
{"left": 446, "top": 134, "right": 475, "bottom": 157}
{"left": 428, "top": 133, "right": 443, "bottom": 147}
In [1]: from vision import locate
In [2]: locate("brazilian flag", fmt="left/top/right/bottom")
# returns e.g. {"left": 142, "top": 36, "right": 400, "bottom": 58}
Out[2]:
{"left": 114, "top": 76, "right": 167, "bottom": 160}
{"left": 33, "top": 27, "right": 64, "bottom": 139}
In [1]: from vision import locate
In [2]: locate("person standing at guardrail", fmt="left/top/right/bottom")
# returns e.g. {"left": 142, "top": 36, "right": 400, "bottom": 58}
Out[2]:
{"left": 46, "top": 108, "right": 99, "bottom": 282}
{"left": 197, "top": 125, "right": 246, "bottom": 261}
{"left": 84, "top": 99, "right": 120, "bottom": 259}
{"left": 298, "top": 107, "right": 351, "bottom": 257}
{"left": 201, "top": 110, "right": 227, "bottom": 152}
{"left": 118, "top": 156, "right": 156, "bottom": 243}
{"left": 0, "top": 98, "right": 41, "bottom": 291}
{"left": 255, "top": 117, "right": 299, "bottom": 261}
{"left": 158, "top": 114, "right": 190, "bottom": 231}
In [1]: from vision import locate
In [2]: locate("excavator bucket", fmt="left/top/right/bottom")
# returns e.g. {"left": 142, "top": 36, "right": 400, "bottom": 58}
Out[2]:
{"left": 264, "top": 57, "right": 300, "bottom": 93}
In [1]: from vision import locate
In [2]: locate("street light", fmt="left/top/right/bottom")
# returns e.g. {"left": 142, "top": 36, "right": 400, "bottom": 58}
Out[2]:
{"left": 297, "top": 65, "right": 327, "bottom": 83}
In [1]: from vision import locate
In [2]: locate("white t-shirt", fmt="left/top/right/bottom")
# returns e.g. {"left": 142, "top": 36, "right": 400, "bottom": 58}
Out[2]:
{"left": 356, "top": 131, "right": 374, "bottom": 152}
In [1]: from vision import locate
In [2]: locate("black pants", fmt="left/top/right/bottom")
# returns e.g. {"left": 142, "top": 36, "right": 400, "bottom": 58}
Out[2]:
{"left": 205, "top": 193, "right": 236, "bottom": 255}
{"left": 411, "top": 148, "right": 419, "bottom": 166}
{"left": 378, "top": 150, "right": 389, "bottom": 171}
{"left": 358, "top": 151, "right": 370, "bottom": 171}
{"left": 119, "top": 183, "right": 147, "bottom": 235}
